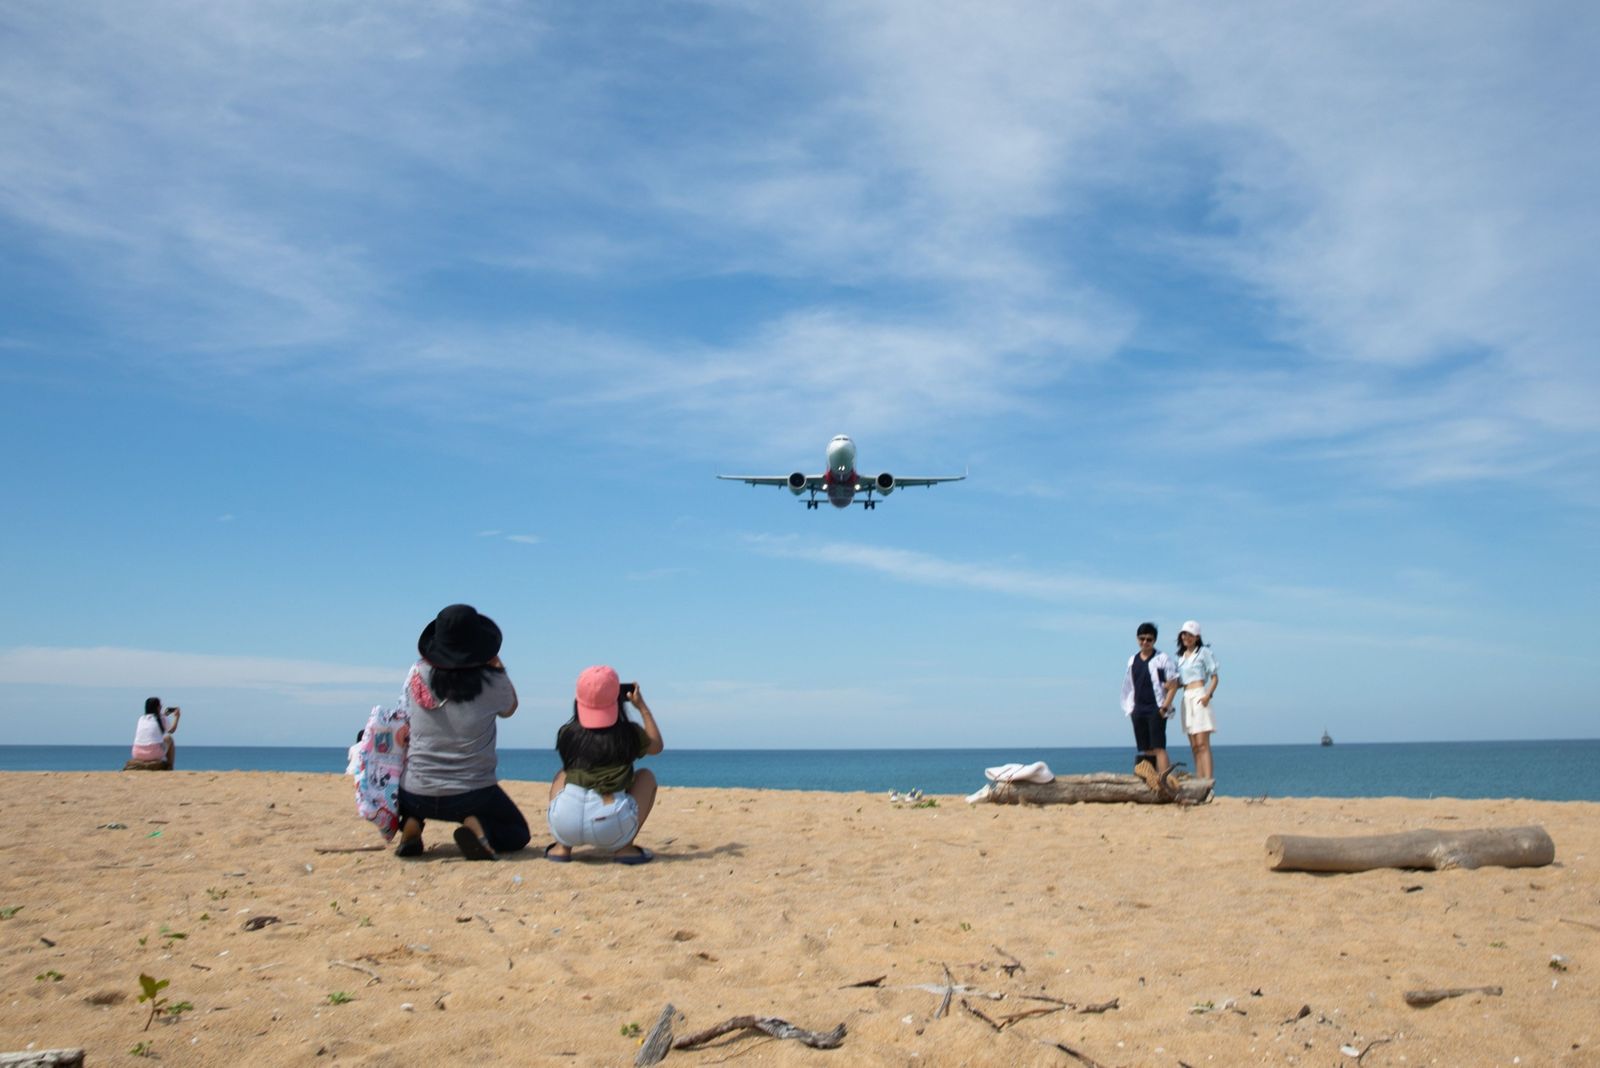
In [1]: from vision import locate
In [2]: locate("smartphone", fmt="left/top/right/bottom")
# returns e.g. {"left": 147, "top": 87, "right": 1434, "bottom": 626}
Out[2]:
{"left": 618, "top": 682, "right": 636, "bottom": 700}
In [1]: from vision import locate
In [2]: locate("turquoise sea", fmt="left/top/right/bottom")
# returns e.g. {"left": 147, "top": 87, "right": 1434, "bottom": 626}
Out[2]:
{"left": 4, "top": 739, "right": 1597, "bottom": 801}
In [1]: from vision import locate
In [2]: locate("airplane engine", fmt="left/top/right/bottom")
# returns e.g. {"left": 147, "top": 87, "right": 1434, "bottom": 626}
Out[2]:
{"left": 875, "top": 472, "right": 895, "bottom": 496}
{"left": 787, "top": 472, "right": 808, "bottom": 495}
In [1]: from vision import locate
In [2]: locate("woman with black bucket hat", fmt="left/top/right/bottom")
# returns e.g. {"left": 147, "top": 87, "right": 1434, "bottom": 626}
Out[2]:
{"left": 393, "top": 604, "right": 530, "bottom": 860}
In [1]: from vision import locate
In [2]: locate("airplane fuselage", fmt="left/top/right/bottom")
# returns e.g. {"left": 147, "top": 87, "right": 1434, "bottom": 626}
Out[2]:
{"left": 822, "top": 434, "right": 859, "bottom": 508}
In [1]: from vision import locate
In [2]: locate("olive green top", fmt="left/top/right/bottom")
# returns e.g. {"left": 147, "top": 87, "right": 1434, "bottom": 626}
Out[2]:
{"left": 561, "top": 723, "right": 650, "bottom": 794}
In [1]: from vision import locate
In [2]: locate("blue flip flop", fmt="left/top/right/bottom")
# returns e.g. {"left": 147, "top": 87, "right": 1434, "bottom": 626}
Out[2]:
{"left": 612, "top": 847, "right": 654, "bottom": 866}
{"left": 543, "top": 843, "right": 571, "bottom": 863}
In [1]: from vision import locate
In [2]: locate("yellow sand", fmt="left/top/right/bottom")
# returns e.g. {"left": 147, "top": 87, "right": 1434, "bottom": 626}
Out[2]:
{"left": 1, "top": 772, "right": 1596, "bottom": 1066}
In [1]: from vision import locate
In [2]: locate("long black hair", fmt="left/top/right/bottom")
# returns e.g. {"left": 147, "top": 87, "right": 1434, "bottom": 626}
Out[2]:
{"left": 424, "top": 664, "right": 505, "bottom": 704}
{"left": 555, "top": 700, "right": 638, "bottom": 771}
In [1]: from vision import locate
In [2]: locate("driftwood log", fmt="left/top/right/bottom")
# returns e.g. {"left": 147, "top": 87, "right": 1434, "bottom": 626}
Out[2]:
{"left": 988, "top": 773, "right": 1213, "bottom": 806}
{"left": 0, "top": 1052, "right": 86, "bottom": 1068}
{"left": 122, "top": 759, "right": 171, "bottom": 772}
{"left": 1266, "top": 826, "right": 1554, "bottom": 872}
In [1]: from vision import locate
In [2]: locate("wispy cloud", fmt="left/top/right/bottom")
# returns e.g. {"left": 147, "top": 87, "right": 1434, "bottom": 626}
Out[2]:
{"left": 0, "top": 645, "right": 394, "bottom": 692}
{"left": 741, "top": 533, "right": 1167, "bottom": 604}
{"left": 3, "top": 3, "right": 1594, "bottom": 486}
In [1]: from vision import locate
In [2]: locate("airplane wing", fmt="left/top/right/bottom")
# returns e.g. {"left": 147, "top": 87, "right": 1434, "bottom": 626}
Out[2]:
{"left": 716, "top": 474, "right": 825, "bottom": 489}
{"left": 871, "top": 474, "right": 966, "bottom": 488}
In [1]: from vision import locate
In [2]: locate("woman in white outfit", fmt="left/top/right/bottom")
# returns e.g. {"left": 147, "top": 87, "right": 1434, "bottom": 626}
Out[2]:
{"left": 1176, "top": 621, "right": 1219, "bottom": 781}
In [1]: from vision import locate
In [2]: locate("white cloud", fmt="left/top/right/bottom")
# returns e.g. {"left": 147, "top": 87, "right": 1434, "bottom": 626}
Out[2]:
{"left": 3, "top": 2, "right": 1594, "bottom": 489}
{"left": 0, "top": 645, "right": 393, "bottom": 692}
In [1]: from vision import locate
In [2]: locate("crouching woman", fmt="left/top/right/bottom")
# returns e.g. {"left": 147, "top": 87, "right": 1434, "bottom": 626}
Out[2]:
{"left": 394, "top": 604, "right": 530, "bottom": 861}
{"left": 544, "top": 666, "right": 662, "bottom": 864}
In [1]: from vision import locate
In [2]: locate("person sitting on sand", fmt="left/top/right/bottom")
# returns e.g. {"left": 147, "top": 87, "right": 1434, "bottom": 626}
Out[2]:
{"left": 129, "top": 697, "right": 181, "bottom": 769}
{"left": 544, "top": 665, "right": 662, "bottom": 865}
{"left": 392, "top": 604, "right": 530, "bottom": 861}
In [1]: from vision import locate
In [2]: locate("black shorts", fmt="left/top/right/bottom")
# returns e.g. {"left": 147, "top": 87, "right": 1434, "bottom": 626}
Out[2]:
{"left": 1130, "top": 708, "right": 1168, "bottom": 753}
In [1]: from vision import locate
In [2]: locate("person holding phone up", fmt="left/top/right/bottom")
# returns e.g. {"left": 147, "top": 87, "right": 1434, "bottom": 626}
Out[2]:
{"left": 543, "top": 665, "right": 662, "bottom": 864}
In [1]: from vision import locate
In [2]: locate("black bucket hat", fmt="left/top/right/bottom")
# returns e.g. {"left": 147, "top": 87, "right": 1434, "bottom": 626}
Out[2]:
{"left": 417, "top": 604, "right": 503, "bottom": 668}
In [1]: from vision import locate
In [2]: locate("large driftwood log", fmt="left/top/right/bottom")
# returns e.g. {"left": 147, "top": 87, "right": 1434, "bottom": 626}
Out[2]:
{"left": 1266, "top": 826, "right": 1554, "bottom": 872}
{"left": 0, "top": 1051, "right": 86, "bottom": 1067}
{"left": 988, "top": 773, "right": 1213, "bottom": 806}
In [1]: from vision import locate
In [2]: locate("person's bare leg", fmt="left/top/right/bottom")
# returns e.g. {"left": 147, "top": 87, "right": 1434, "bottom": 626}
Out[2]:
{"left": 1189, "top": 732, "right": 1213, "bottom": 780}
{"left": 163, "top": 736, "right": 176, "bottom": 770}
{"left": 545, "top": 771, "right": 571, "bottom": 860}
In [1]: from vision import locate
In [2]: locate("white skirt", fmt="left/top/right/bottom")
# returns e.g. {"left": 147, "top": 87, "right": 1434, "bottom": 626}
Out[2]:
{"left": 1182, "top": 688, "right": 1215, "bottom": 735}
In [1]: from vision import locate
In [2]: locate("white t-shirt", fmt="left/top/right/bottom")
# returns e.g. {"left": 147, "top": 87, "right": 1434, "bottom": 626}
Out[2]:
{"left": 132, "top": 712, "right": 171, "bottom": 747}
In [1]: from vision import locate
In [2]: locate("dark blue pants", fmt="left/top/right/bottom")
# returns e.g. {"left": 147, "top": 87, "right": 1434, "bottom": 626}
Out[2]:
{"left": 397, "top": 783, "right": 531, "bottom": 854}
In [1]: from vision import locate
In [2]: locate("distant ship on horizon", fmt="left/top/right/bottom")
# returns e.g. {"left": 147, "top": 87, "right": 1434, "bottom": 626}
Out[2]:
{"left": 1321, "top": 729, "right": 1334, "bottom": 747}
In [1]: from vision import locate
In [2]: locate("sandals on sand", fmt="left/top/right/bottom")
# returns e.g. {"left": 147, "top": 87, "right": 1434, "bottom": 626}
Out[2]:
{"left": 394, "top": 835, "right": 424, "bottom": 858}
{"left": 453, "top": 826, "right": 498, "bottom": 861}
{"left": 543, "top": 843, "right": 572, "bottom": 863}
{"left": 612, "top": 846, "right": 653, "bottom": 866}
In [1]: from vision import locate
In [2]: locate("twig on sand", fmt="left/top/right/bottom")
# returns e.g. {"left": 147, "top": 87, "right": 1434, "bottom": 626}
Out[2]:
{"left": 672, "top": 1016, "right": 846, "bottom": 1052}
{"left": 1079, "top": 998, "right": 1119, "bottom": 1014}
{"left": 312, "top": 844, "right": 387, "bottom": 854}
{"left": 936, "top": 963, "right": 956, "bottom": 1018}
{"left": 1560, "top": 917, "right": 1600, "bottom": 932}
{"left": 962, "top": 999, "right": 1067, "bottom": 1031}
{"left": 839, "top": 975, "right": 886, "bottom": 988}
{"left": 329, "top": 960, "right": 381, "bottom": 986}
{"left": 633, "top": 1003, "right": 677, "bottom": 1066}
{"left": 993, "top": 945, "right": 1025, "bottom": 976}
{"left": 1044, "top": 1041, "right": 1111, "bottom": 1067}
{"left": 1354, "top": 1036, "right": 1395, "bottom": 1063}
{"left": 1403, "top": 985, "right": 1501, "bottom": 1007}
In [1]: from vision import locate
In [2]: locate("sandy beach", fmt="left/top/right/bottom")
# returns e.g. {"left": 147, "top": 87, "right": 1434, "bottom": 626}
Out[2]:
{"left": 2, "top": 771, "right": 1596, "bottom": 1066}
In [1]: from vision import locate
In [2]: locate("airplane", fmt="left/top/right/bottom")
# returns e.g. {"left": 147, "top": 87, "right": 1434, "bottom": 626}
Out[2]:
{"left": 718, "top": 434, "right": 965, "bottom": 509}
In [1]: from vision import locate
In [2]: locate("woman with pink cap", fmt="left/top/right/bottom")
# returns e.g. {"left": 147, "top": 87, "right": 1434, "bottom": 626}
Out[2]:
{"left": 543, "top": 665, "right": 662, "bottom": 864}
{"left": 1175, "top": 621, "right": 1220, "bottom": 782}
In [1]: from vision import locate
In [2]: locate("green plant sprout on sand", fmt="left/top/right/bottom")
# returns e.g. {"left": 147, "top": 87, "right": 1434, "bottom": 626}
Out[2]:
{"left": 36, "top": 970, "right": 64, "bottom": 982}
{"left": 0, "top": 905, "right": 22, "bottom": 919}
{"left": 327, "top": 991, "right": 354, "bottom": 1005}
{"left": 138, "top": 973, "right": 177, "bottom": 1030}
{"left": 129, "top": 1040, "right": 154, "bottom": 1057}
{"left": 620, "top": 1022, "right": 642, "bottom": 1038}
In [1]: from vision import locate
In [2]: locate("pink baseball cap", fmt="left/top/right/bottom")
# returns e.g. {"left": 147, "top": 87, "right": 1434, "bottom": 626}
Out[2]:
{"left": 575, "top": 665, "right": 621, "bottom": 729}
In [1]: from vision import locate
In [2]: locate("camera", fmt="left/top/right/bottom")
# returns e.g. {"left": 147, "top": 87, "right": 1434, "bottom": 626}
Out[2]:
{"left": 618, "top": 683, "right": 636, "bottom": 700}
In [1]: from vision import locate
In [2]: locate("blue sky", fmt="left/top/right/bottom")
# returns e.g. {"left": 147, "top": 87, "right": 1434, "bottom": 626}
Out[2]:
{"left": 3, "top": 2, "right": 1596, "bottom": 750}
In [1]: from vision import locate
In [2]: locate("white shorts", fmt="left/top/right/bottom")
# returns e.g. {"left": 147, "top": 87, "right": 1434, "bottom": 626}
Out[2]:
{"left": 546, "top": 783, "right": 640, "bottom": 850}
{"left": 1182, "top": 688, "right": 1215, "bottom": 736}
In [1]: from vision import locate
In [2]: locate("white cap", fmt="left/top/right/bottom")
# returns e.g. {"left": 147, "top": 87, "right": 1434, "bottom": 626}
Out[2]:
{"left": 1180, "top": 620, "right": 1202, "bottom": 637}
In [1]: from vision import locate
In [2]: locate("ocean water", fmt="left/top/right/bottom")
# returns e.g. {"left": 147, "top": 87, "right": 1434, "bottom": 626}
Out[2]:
{"left": 5, "top": 739, "right": 1597, "bottom": 801}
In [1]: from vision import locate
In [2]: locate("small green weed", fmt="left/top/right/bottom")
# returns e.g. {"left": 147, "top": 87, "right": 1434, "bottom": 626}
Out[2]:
{"left": 912, "top": 798, "right": 939, "bottom": 809}
{"left": 958, "top": 922, "right": 972, "bottom": 932}
{"left": 620, "top": 1021, "right": 642, "bottom": 1038}
{"left": 358, "top": 916, "right": 373, "bottom": 928}
{"left": 36, "top": 969, "right": 64, "bottom": 982}
{"left": 205, "top": 887, "right": 228, "bottom": 901}
{"left": 1189, "top": 1000, "right": 1215, "bottom": 1014}
{"left": 1489, "top": 940, "right": 1506, "bottom": 948}
{"left": 0, "top": 905, "right": 21, "bottom": 919}
{"left": 130, "top": 1040, "right": 154, "bottom": 1057}
{"left": 327, "top": 991, "right": 354, "bottom": 1005}
{"left": 138, "top": 973, "right": 173, "bottom": 1031}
